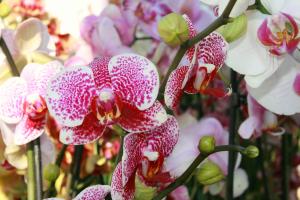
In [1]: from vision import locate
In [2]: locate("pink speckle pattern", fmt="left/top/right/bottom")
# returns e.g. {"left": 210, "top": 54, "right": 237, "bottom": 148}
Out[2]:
{"left": 293, "top": 73, "right": 300, "bottom": 95}
{"left": 14, "top": 115, "right": 45, "bottom": 145}
{"left": 0, "top": 77, "right": 27, "bottom": 124}
{"left": 111, "top": 163, "right": 135, "bottom": 200}
{"left": 108, "top": 54, "right": 159, "bottom": 110}
{"left": 21, "top": 61, "right": 63, "bottom": 97}
{"left": 46, "top": 66, "right": 97, "bottom": 127}
{"left": 74, "top": 185, "right": 111, "bottom": 200}
{"left": 89, "top": 57, "right": 112, "bottom": 90}
{"left": 121, "top": 116, "right": 179, "bottom": 188}
{"left": 164, "top": 66, "right": 189, "bottom": 110}
{"left": 117, "top": 101, "right": 167, "bottom": 133}
{"left": 60, "top": 113, "right": 106, "bottom": 145}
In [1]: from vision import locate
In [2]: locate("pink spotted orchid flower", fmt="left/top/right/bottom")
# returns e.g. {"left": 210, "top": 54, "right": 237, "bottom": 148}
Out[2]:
{"left": 238, "top": 94, "right": 283, "bottom": 139}
{"left": 225, "top": 0, "right": 300, "bottom": 115}
{"left": 0, "top": 61, "right": 63, "bottom": 145}
{"left": 164, "top": 15, "right": 228, "bottom": 110}
{"left": 111, "top": 116, "right": 179, "bottom": 200}
{"left": 165, "top": 117, "right": 241, "bottom": 179}
{"left": 46, "top": 54, "right": 167, "bottom": 145}
{"left": 45, "top": 185, "right": 111, "bottom": 200}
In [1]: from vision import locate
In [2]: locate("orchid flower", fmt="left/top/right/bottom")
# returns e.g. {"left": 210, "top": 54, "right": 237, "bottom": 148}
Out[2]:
{"left": 111, "top": 116, "right": 179, "bottom": 200}
{"left": 45, "top": 185, "right": 111, "bottom": 200}
{"left": 0, "top": 18, "right": 50, "bottom": 81}
{"left": 0, "top": 61, "right": 63, "bottom": 145}
{"left": 164, "top": 15, "right": 228, "bottom": 110}
{"left": 165, "top": 117, "right": 241, "bottom": 178}
{"left": 225, "top": 0, "right": 300, "bottom": 115}
{"left": 80, "top": 4, "right": 136, "bottom": 57}
{"left": 238, "top": 94, "right": 282, "bottom": 139}
{"left": 46, "top": 54, "right": 167, "bottom": 145}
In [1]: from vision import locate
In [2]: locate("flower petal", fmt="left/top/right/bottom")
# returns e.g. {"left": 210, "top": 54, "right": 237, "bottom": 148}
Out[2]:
{"left": 238, "top": 117, "right": 258, "bottom": 139}
{"left": 118, "top": 101, "right": 167, "bottom": 133}
{"left": 74, "top": 185, "right": 111, "bottom": 200}
{"left": 122, "top": 133, "right": 144, "bottom": 186}
{"left": 15, "top": 18, "right": 49, "bottom": 53}
{"left": 261, "top": 0, "right": 285, "bottom": 14}
{"left": 226, "top": 11, "right": 283, "bottom": 76}
{"left": 169, "top": 186, "right": 190, "bottom": 200}
{"left": 111, "top": 163, "right": 135, "bottom": 200}
{"left": 281, "top": 0, "right": 300, "bottom": 24}
{"left": 0, "top": 120, "right": 15, "bottom": 146}
{"left": 233, "top": 168, "right": 249, "bottom": 197}
{"left": 4, "top": 145, "right": 27, "bottom": 169}
{"left": 40, "top": 134, "right": 55, "bottom": 168}
{"left": 89, "top": 57, "right": 112, "bottom": 89}
{"left": 248, "top": 55, "right": 300, "bottom": 115}
{"left": 21, "top": 61, "right": 63, "bottom": 97}
{"left": 108, "top": 54, "right": 159, "bottom": 110}
{"left": 148, "top": 115, "right": 179, "bottom": 156}
{"left": 219, "top": 0, "right": 253, "bottom": 17}
{"left": 14, "top": 115, "right": 45, "bottom": 145}
{"left": 46, "top": 66, "right": 97, "bottom": 127}
{"left": 164, "top": 66, "right": 189, "bottom": 110}
{"left": 59, "top": 113, "right": 106, "bottom": 145}
{"left": 0, "top": 77, "right": 27, "bottom": 124}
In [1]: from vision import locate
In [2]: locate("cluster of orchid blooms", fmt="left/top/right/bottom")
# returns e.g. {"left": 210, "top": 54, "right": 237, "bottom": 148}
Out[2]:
{"left": 0, "top": 0, "right": 300, "bottom": 199}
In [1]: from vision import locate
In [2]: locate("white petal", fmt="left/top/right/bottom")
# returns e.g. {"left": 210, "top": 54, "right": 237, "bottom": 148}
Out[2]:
{"left": 226, "top": 11, "right": 283, "bottom": 76}
{"left": 219, "top": 0, "right": 252, "bottom": 17}
{"left": 233, "top": 168, "right": 249, "bottom": 197}
{"left": 281, "top": 0, "right": 300, "bottom": 24}
{"left": 248, "top": 55, "right": 300, "bottom": 115}
{"left": 261, "top": 0, "right": 286, "bottom": 14}
{"left": 200, "top": 0, "right": 219, "bottom": 6}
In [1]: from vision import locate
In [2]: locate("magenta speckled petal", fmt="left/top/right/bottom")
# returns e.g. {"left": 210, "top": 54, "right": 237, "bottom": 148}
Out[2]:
{"left": 46, "top": 66, "right": 97, "bottom": 127}
{"left": 21, "top": 61, "right": 63, "bottom": 97}
{"left": 118, "top": 101, "right": 167, "bottom": 133}
{"left": 59, "top": 113, "right": 106, "bottom": 145}
{"left": 147, "top": 115, "right": 179, "bottom": 157}
{"left": 74, "top": 185, "right": 111, "bottom": 200}
{"left": 89, "top": 57, "right": 112, "bottom": 90}
{"left": 164, "top": 66, "right": 189, "bottom": 110}
{"left": 14, "top": 115, "right": 45, "bottom": 145}
{"left": 111, "top": 163, "right": 135, "bottom": 200}
{"left": 108, "top": 54, "right": 159, "bottom": 110}
{"left": 0, "top": 77, "right": 27, "bottom": 124}
{"left": 122, "top": 132, "right": 143, "bottom": 186}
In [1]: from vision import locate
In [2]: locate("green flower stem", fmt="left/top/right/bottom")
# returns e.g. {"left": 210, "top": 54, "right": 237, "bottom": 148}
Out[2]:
{"left": 44, "top": 144, "right": 68, "bottom": 198}
{"left": 27, "top": 138, "right": 43, "bottom": 200}
{"left": 158, "top": 0, "right": 238, "bottom": 97}
{"left": 281, "top": 133, "right": 291, "bottom": 200}
{"left": 226, "top": 69, "right": 239, "bottom": 200}
{"left": 152, "top": 145, "right": 245, "bottom": 200}
{"left": 0, "top": 36, "right": 19, "bottom": 76}
{"left": 67, "top": 145, "right": 84, "bottom": 198}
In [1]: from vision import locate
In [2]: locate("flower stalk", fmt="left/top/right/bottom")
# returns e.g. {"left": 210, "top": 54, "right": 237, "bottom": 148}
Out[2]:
{"left": 152, "top": 145, "right": 247, "bottom": 200}
{"left": 0, "top": 36, "right": 19, "bottom": 76}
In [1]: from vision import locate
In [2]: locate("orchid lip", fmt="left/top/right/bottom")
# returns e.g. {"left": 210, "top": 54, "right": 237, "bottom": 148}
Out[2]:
{"left": 23, "top": 93, "right": 47, "bottom": 121}
{"left": 91, "top": 88, "right": 122, "bottom": 125}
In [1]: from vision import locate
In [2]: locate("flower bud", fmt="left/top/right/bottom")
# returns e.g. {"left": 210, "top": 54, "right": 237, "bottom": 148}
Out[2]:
{"left": 243, "top": 145, "right": 259, "bottom": 158}
{"left": 134, "top": 177, "right": 157, "bottom": 200}
{"left": 43, "top": 163, "right": 60, "bottom": 182}
{"left": 0, "top": 3, "right": 11, "bottom": 18}
{"left": 198, "top": 136, "right": 216, "bottom": 154}
{"left": 217, "top": 14, "right": 247, "bottom": 43}
{"left": 197, "top": 161, "right": 224, "bottom": 185}
{"left": 158, "top": 13, "right": 189, "bottom": 47}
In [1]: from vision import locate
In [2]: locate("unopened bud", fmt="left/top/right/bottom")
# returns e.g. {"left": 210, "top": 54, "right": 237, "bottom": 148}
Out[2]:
{"left": 158, "top": 13, "right": 189, "bottom": 47}
{"left": 217, "top": 14, "right": 247, "bottom": 43}
{"left": 243, "top": 145, "right": 259, "bottom": 158}
{"left": 134, "top": 176, "right": 157, "bottom": 200}
{"left": 0, "top": 3, "right": 11, "bottom": 18}
{"left": 197, "top": 161, "right": 224, "bottom": 185}
{"left": 198, "top": 136, "right": 216, "bottom": 154}
{"left": 43, "top": 163, "right": 60, "bottom": 182}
